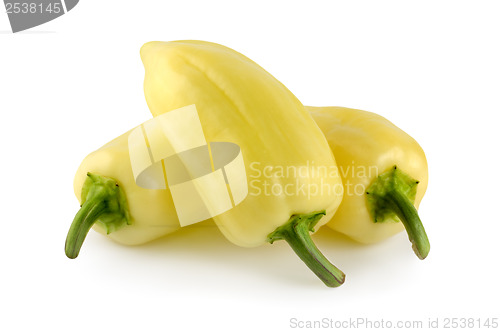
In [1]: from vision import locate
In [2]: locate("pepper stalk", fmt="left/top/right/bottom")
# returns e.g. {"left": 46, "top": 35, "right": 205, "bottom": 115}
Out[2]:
{"left": 65, "top": 173, "right": 131, "bottom": 259}
{"left": 268, "top": 211, "right": 346, "bottom": 287}
{"left": 366, "top": 166, "right": 430, "bottom": 259}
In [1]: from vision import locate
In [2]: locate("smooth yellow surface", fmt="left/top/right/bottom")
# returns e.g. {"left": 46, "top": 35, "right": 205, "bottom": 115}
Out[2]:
{"left": 141, "top": 40, "right": 344, "bottom": 247}
{"left": 74, "top": 130, "right": 180, "bottom": 245}
{"left": 308, "top": 106, "right": 428, "bottom": 244}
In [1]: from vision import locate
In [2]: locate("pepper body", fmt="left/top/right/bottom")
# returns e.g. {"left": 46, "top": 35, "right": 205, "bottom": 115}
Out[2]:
{"left": 141, "top": 41, "right": 344, "bottom": 248}
{"left": 308, "top": 106, "right": 429, "bottom": 258}
{"left": 69, "top": 129, "right": 180, "bottom": 251}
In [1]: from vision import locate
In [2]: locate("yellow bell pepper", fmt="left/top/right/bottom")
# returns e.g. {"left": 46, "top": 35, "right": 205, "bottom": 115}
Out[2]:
{"left": 65, "top": 130, "right": 180, "bottom": 258}
{"left": 307, "top": 106, "right": 429, "bottom": 259}
{"left": 140, "top": 40, "right": 345, "bottom": 286}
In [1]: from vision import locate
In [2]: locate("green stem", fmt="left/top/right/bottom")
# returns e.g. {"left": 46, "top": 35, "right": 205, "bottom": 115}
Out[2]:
{"left": 267, "top": 211, "right": 345, "bottom": 287}
{"left": 65, "top": 188, "right": 108, "bottom": 259}
{"left": 386, "top": 189, "right": 430, "bottom": 260}
{"left": 366, "top": 165, "right": 430, "bottom": 260}
{"left": 65, "top": 173, "right": 131, "bottom": 259}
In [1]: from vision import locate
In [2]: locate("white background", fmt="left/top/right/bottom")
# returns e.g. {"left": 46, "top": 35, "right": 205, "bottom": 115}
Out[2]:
{"left": 1, "top": 1, "right": 499, "bottom": 331}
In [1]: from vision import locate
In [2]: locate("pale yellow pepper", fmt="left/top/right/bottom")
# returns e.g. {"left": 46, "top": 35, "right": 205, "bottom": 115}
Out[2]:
{"left": 140, "top": 40, "right": 345, "bottom": 286}
{"left": 308, "top": 106, "right": 429, "bottom": 259}
{"left": 65, "top": 130, "right": 181, "bottom": 258}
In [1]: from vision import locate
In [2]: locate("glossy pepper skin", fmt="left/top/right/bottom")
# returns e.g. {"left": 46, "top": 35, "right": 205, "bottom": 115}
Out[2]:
{"left": 141, "top": 40, "right": 345, "bottom": 286}
{"left": 65, "top": 130, "right": 180, "bottom": 258}
{"left": 308, "top": 106, "right": 429, "bottom": 259}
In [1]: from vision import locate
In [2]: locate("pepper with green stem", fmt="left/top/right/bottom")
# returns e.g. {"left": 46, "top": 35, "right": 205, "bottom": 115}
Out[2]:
{"left": 308, "top": 106, "right": 430, "bottom": 259}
